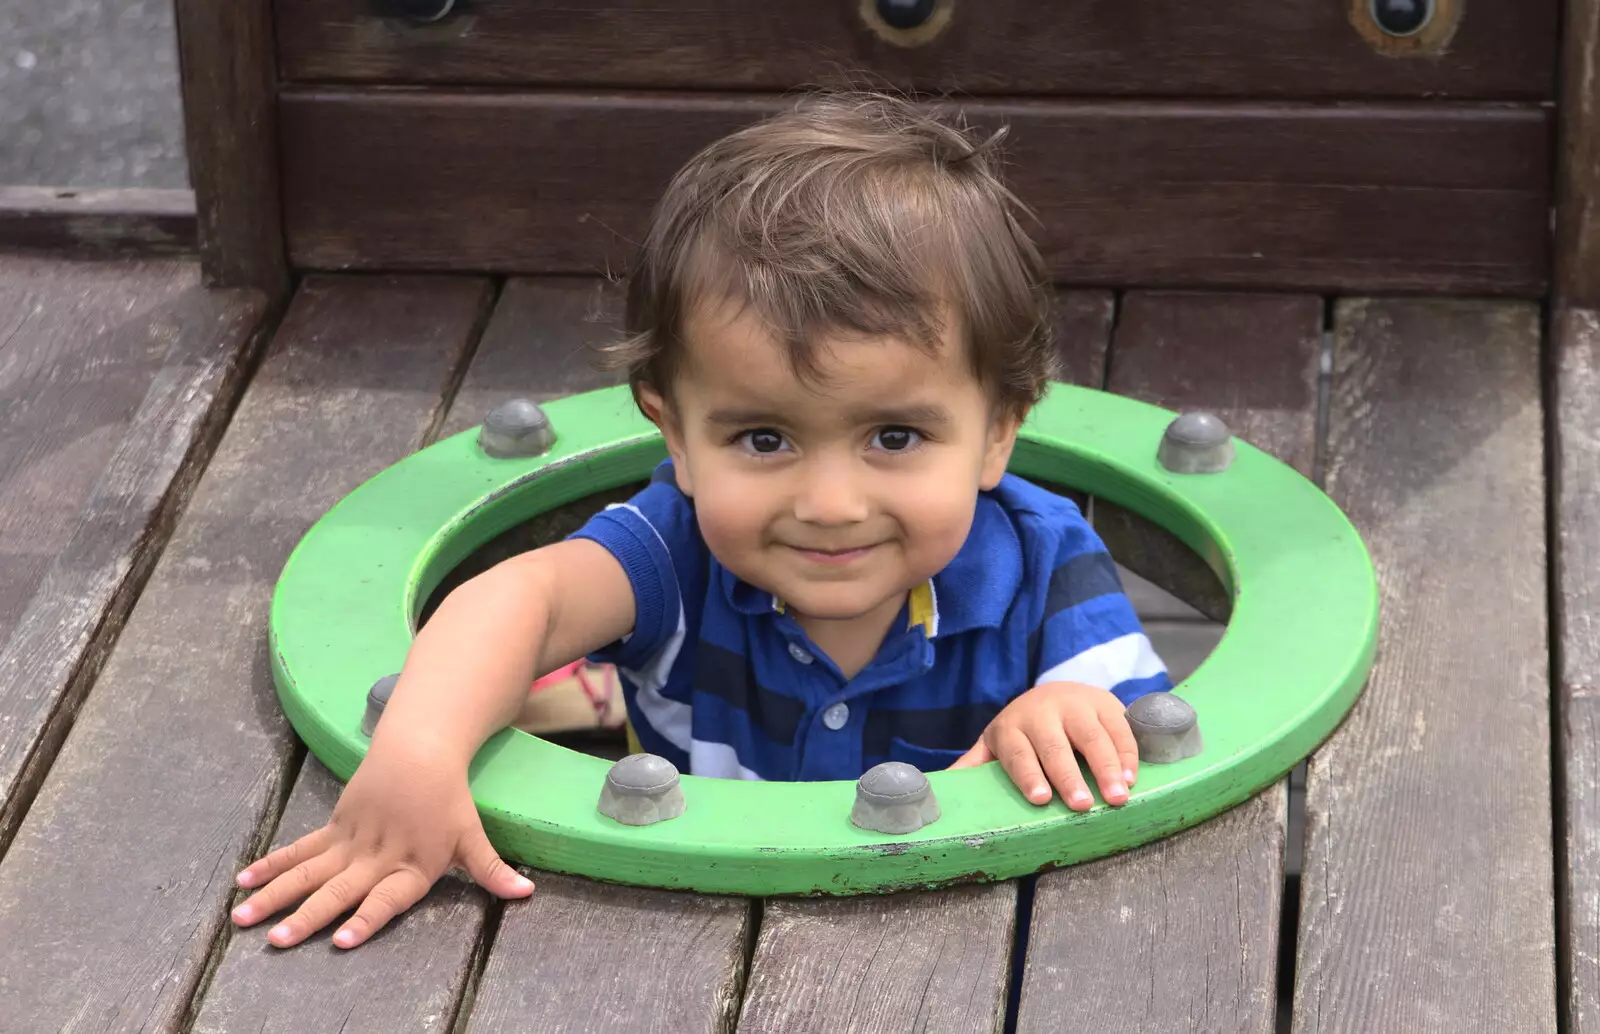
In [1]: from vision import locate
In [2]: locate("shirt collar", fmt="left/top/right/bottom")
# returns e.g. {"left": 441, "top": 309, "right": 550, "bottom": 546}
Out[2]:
{"left": 717, "top": 491, "right": 1021, "bottom": 638}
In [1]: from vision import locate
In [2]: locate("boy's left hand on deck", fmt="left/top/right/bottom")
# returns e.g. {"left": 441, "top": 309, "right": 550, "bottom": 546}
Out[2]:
{"left": 949, "top": 682, "right": 1138, "bottom": 810}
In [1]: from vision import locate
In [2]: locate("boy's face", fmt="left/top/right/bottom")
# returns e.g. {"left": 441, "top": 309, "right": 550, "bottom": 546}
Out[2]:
{"left": 640, "top": 299, "right": 1021, "bottom": 628}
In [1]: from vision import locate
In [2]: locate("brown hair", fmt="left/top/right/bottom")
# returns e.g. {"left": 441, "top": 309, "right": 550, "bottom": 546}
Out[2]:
{"left": 602, "top": 90, "right": 1057, "bottom": 417}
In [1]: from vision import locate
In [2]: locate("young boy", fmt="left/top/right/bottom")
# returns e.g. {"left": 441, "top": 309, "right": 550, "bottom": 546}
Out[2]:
{"left": 231, "top": 92, "right": 1172, "bottom": 950}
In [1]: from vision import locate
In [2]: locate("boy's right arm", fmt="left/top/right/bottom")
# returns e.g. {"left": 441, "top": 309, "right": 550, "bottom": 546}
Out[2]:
{"left": 230, "top": 538, "right": 636, "bottom": 950}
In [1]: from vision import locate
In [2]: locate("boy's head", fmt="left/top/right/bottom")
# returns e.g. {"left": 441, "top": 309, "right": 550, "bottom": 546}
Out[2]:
{"left": 604, "top": 92, "right": 1058, "bottom": 629}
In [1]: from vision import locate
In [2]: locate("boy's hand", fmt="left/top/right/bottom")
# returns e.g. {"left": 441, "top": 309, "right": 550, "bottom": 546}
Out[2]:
{"left": 950, "top": 682, "right": 1138, "bottom": 810}
{"left": 230, "top": 737, "right": 534, "bottom": 949}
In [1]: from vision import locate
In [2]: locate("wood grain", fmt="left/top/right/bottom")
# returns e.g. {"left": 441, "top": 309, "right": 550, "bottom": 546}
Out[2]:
{"left": 738, "top": 885, "right": 1016, "bottom": 1034}
{"left": 1556, "top": 0, "right": 1600, "bottom": 306}
{"left": 0, "top": 277, "right": 490, "bottom": 1032}
{"left": 0, "top": 258, "right": 268, "bottom": 854}
{"left": 174, "top": 0, "right": 286, "bottom": 293}
{"left": 1018, "top": 291, "right": 1322, "bottom": 1033}
{"left": 272, "top": 0, "right": 1557, "bottom": 100}
{"left": 463, "top": 872, "right": 750, "bottom": 1034}
{"left": 1552, "top": 306, "right": 1600, "bottom": 1034}
{"left": 0, "top": 187, "right": 196, "bottom": 256}
{"left": 279, "top": 92, "right": 1552, "bottom": 297}
{"left": 1291, "top": 298, "right": 1554, "bottom": 1033}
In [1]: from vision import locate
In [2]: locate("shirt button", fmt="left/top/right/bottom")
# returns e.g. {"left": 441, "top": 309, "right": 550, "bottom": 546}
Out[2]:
{"left": 822, "top": 702, "right": 849, "bottom": 730}
{"left": 787, "top": 643, "right": 814, "bottom": 664}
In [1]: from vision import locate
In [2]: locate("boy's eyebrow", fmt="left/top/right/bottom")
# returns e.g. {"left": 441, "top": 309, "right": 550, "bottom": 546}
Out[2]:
{"left": 704, "top": 403, "right": 954, "bottom": 427}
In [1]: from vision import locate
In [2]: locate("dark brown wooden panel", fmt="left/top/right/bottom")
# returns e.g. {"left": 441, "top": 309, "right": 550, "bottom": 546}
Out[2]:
{"left": 274, "top": 0, "right": 1557, "bottom": 100}
{"left": 738, "top": 884, "right": 1015, "bottom": 1033}
{"left": 0, "top": 277, "right": 489, "bottom": 1031}
{"left": 463, "top": 872, "right": 750, "bottom": 1034}
{"left": 1556, "top": 0, "right": 1600, "bottom": 306}
{"left": 1020, "top": 291, "right": 1322, "bottom": 1033}
{"left": 174, "top": 0, "right": 285, "bottom": 293}
{"left": 1292, "top": 298, "right": 1553, "bottom": 1032}
{"left": 280, "top": 92, "right": 1551, "bottom": 296}
{"left": 0, "top": 258, "right": 268, "bottom": 854}
{"left": 1553, "top": 306, "right": 1600, "bottom": 1034}
{"left": 0, "top": 187, "right": 196, "bottom": 256}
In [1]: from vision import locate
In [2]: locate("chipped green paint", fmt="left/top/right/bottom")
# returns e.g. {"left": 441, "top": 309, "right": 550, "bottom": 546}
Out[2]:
{"left": 268, "top": 383, "right": 1378, "bottom": 896}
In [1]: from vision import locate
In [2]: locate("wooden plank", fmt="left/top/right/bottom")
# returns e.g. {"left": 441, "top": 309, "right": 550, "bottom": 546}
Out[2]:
{"left": 1018, "top": 291, "right": 1323, "bottom": 1034}
{"left": 0, "top": 187, "right": 197, "bottom": 256}
{"left": 273, "top": 0, "right": 1557, "bottom": 100}
{"left": 739, "top": 885, "right": 1015, "bottom": 1034}
{"left": 0, "top": 258, "right": 268, "bottom": 853}
{"left": 1556, "top": 0, "right": 1600, "bottom": 306}
{"left": 1551, "top": 306, "right": 1600, "bottom": 1034}
{"left": 279, "top": 92, "right": 1551, "bottom": 297}
{"left": 189, "top": 760, "right": 490, "bottom": 1034}
{"left": 0, "top": 276, "right": 490, "bottom": 1032}
{"left": 173, "top": 0, "right": 286, "bottom": 293}
{"left": 443, "top": 278, "right": 753, "bottom": 1032}
{"left": 726, "top": 288, "right": 1115, "bottom": 1034}
{"left": 1291, "top": 298, "right": 1554, "bottom": 1032}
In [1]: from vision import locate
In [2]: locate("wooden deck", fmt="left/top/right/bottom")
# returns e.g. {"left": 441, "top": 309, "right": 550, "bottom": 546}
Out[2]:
{"left": 0, "top": 254, "right": 1575, "bottom": 1033}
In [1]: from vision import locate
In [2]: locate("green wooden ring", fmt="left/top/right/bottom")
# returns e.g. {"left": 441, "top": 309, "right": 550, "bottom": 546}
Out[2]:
{"left": 269, "top": 383, "right": 1378, "bottom": 896}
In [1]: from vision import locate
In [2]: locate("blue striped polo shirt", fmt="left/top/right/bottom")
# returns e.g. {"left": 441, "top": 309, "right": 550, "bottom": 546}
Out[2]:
{"left": 570, "top": 461, "right": 1172, "bottom": 781}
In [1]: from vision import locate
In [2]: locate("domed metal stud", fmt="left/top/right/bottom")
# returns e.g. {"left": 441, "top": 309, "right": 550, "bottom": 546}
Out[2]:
{"left": 1125, "top": 693, "right": 1204, "bottom": 763}
{"left": 1158, "top": 412, "right": 1235, "bottom": 474}
{"left": 850, "top": 761, "right": 941, "bottom": 835}
{"left": 597, "top": 753, "right": 687, "bottom": 826}
{"left": 478, "top": 398, "right": 556, "bottom": 458}
{"left": 361, "top": 674, "right": 400, "bottom": 737}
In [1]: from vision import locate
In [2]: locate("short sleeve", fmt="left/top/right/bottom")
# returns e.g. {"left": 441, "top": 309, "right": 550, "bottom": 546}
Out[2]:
{"left": 1029, "top": 510, "right": 1173, "bottom": 706}
{"left": 567, "top": 461, "right": 706, "bottom": 671}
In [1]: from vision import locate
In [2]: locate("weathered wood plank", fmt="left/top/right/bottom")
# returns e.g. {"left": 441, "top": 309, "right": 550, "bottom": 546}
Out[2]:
{"left": 279, "top": 92, "right": 1551, "bottom": 297}
{"left": 1556, "top": 0, "right": 1600, "bottom": 306}
{"left": 190, "top": 759, "right": 490, "bottom": 1034}
{"left": 1291, "top": 298, "right": 1553, "bottom": 1033}
{"left": 0, "top": 187, "right": 197, "bottom": 256}
{"left": 0, "top": 276, "right": 490, "bottom": 1032}
{"left": 273, "top": 0, "right": 1557, "bottom": 100}
{"left": 173, "top": 0, "right": 285, "bottom": 293}
{"left": 738, "top": 885, "right": 1014, "bottom": 1034}
{"left": 1019, "top": 291, "right": 1322, "bottom": 1034}
{"left": 0, "top": 258, "right": 268, "bottom": 853}
{"left": 1551, "top": 306, "right": 1600, "bottom": 1034}
{"left": 726, "top": 289, "right": 1115, "bottom": 1034}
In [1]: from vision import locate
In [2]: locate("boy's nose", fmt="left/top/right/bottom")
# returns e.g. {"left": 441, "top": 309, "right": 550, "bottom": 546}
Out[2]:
{"left": 793, "top": 459, "right": 870, "bottom": 525}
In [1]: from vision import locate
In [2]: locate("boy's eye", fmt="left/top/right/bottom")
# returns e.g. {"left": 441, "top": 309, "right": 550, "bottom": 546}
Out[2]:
{"left": 871, "top": 426, "right": 923, "bottom": 452}
{"left": 737, "top": 429, "right": 789, "bottom": 454}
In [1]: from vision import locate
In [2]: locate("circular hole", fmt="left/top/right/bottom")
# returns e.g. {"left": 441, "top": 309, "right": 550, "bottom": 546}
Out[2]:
{"left": 383, "top": 0, "right": 457, "bottom": 23}
{"left": 1370, "top": 0, "right": 1432, "bottom": 36}
{"left": 876, "top": 0, "right": 938, "bottom": 30}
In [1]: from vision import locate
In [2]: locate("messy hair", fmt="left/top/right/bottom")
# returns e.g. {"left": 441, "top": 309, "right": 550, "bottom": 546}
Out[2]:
{"left": 601, "top": 90, "right": 1058, "bottom": 418}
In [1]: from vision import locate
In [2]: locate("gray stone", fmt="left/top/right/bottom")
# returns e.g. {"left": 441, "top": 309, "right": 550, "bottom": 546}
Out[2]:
{"left": 597, "top": 753, "right": 686, "bottom": 826}
{"left": 361, "top": 674, "right": 400, "bottom": 737}
{"left": 1158, "top": 412, "right": 1235, "bottom": 474}
{"left": 850, "top": 761, "right": 941, "bottom": 835}
{"left": 478, "top": 398, "right": 556, "bottom": 458}
{"left": 1126, "top": 692, "right": 1205, "bottom": 763}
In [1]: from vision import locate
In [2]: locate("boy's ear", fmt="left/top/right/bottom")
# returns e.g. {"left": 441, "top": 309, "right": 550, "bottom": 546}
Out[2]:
{"left": 637, "top": 384, "right": 695, "bottom": 496}
{"left": 979, "top": 406, "right": 1026, "bottom": 490}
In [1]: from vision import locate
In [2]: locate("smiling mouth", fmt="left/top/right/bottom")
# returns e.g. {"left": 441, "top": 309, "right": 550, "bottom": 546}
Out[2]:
{"left": 788, "top": 544, "right": 879, "bottom": 566}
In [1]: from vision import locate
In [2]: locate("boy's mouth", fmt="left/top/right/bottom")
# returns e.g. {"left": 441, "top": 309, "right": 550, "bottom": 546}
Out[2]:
{"left": 787, "top": 543, "right": 878, "bottom": 566}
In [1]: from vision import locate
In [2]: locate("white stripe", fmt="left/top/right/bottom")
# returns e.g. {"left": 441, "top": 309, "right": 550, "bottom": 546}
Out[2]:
{"left": 689, "top": 739, "right": 766, "bottom": 781}
{"left": 1035, "top": 632, "right": 1167, "bottom": 691}
{"left": 925, "top": 579, "right": 940, "bottom": 638}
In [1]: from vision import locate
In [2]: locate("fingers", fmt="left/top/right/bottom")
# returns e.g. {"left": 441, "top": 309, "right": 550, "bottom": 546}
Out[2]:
{"left": 1098, "top": 695, "right": 1140, "bottom": 789}
{"left": 235, "top": 826, "right": 333, "bottom": 894}
{"left": 991, "top": 724, "right": 1056, "bottom": 807}
{"left": 1023, "top": 717, "right": 1095, "bottom": 810}
{"left": 949, "top": 739, "right": 994, "bottom": 769}
{"left": 460, "top": 828, "right": 535, "bottom": 900}
{"left": 1063, "top": 707, "right": 1129, "bottom": 806}
{"left": 232, "top": 842, "right": 346, "bottom": 930}
{"left": 267, "top": 861, "right": 385, "bottom": 948}
{"left": 332, "top": 868, "right": 433, "bottom": 949}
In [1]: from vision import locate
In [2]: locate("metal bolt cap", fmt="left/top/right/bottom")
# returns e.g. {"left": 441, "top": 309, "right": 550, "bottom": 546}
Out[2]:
{"left": 361, "top": 674, "right": 400, "bottom": 737}
{"left": 1125, "top": 692, "right": 1204, "bottom": 763}
{"left": 850, "top": 761, "right": 941, "bottom": 834}
{"left": 478, "top": 398, "right": 555, "bottom": 458}
{"left": 1158, "top": 412, "right": 1235, "bottom": 474}
{"left": 598, "top": 753, "right": 686, "bottom": 826}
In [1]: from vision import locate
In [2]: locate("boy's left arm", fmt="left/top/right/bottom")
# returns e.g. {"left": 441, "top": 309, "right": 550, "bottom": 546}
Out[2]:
{"left": 952, "top": 529, "right": 1172, "bottom": 810}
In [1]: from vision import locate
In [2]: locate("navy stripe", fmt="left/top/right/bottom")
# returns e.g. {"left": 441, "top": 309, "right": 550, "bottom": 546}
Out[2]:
{"left": 862, "top": 703, "right": 1004, "bottom": 757}
{"left": 1044, "top": 550, "right": 1123, "bottom": 615}
{"left": 691, "top": 641, "right": 806, "bottom": 746}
